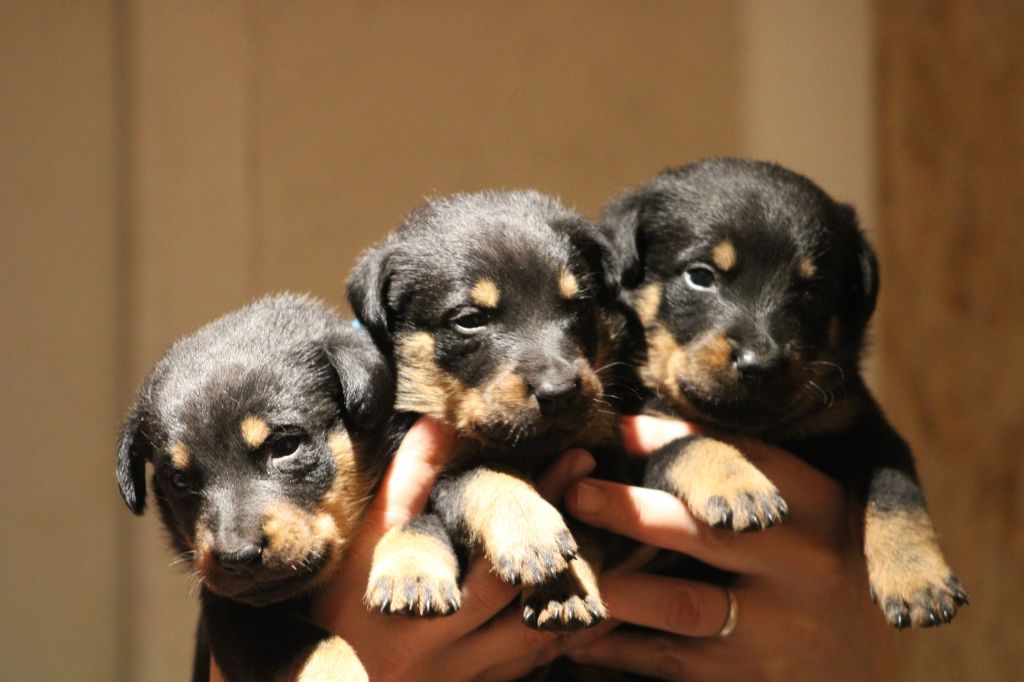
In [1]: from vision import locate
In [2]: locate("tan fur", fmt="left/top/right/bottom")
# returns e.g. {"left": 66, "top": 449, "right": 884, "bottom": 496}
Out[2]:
{"left": 290, "top": 636, "right": 368, "bottom": 682}
{"left": 169, "top": 441, "right": 190, "bottom": 470}
{"left": 309, "top": 428, "right": 373, "bottom": 588}
{"left": 865, "top": 504, "right": 956, "bottom": 623}
{"left": 394, "top": 332, "right": 459, "bottom": 418}
{"left": 462, "top": 469, "right": 573, "bottom": 584}
{"left": 522, "top": 555, "right": 607, "bottom": 628}
{"left": 798, "top": 257, "right": 817, "bottom": 279}
{"left": 240, "top": 414, "right": 271, "bottom": 449}
{"left": 366, "top": 525, "right": 460, "bottom": 615}
{"left": 693, "top": 330, "right": 733, "bottom": 374}
{"left": 712, "top": 240, "right": 737, "bottom": 271}
{"left": 471, "top": 278, "right": 501, "bottom": 308}
{"left": 633, "top": 284, "right": 662, "bottom": 325}
{"left": 263, "top": 502, "right": 318, "bottom": 568}
{"left": 559, "top": 269, "right": 580, "bottom": 299}
{"left": 638, "top": 323, "right": 689, "bottom": 408}
{"left": 665, "top": 438, "right": 782, "bottom": 530}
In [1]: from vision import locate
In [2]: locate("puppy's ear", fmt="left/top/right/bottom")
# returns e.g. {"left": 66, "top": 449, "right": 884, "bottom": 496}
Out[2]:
{"left": 838, "top": 203, "right": 880, "bottom": 333}
{"left": 553, "top": 215, "right": 621, "bottom": 300}
{"left": 116, "top": 400, "right": 152, "bottom": 515}
{"left": 323, "top": 329, "right": 395, "bottom": 432}
{"left": 347, "top": 243, "right": 395, "bottom": 348}
{"left": 595, "top": 190, "right": 650, "bottom": 290}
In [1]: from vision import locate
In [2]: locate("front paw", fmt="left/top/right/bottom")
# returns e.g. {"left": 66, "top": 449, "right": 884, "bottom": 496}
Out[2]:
{"left": 462, "top": 470, "right": 578, "bottom": 584}
{"left": 872, "top": 572, "right": 968, "bottom": 628}
{"left": 488, "top": 520, "right": 577, "bottom": 586}
{"left": 521, "top": 558, "right": 606, "bottom": 630}
{"left": 296, "top": 637, "right": 368, "bottom": 682}
{"left": 660, "top": 438, "right": 788, "bottom": 532}
{"left": 365, "top": 525, "right": 461, "bottom": 617}
{"left": 865, "top": 505, "right": 967, "bottom": 628}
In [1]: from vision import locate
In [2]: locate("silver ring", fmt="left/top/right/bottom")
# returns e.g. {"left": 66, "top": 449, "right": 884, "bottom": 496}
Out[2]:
{"left": 716, "top": 587, "right": 738, "bottom": 638}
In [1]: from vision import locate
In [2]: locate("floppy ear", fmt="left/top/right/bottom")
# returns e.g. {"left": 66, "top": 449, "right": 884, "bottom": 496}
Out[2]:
{"left": 323, "top": 328, "right": 395, "bottom": 432}
{"left": 116, "top": 400, "right": 152, "bottom": 515}
{"left": 595, "top": 189, "right": 650, "bottom": 290}
{"left": 838, "top": 203, "right": 880, "bottom": 333}
{"left": 346, "top": 243, "right": 395, "bottom": 348}
{"left": 553, "top": 215, "right": 621, "bottom": 301}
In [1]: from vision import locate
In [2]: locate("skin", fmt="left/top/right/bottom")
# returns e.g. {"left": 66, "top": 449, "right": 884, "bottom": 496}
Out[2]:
{"left": 561, "top": 415, "right": 903, "bottom": 681}
{"left": 212, "top": 415, "right": 901, "bottom": 681}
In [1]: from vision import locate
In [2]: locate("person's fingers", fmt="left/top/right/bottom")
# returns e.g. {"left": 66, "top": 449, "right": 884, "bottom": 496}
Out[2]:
{"left": 598, "top": 572, "right": 733, "bottom": 637}
{"left": 619, "top": 414, "right": 698, "bottom": 455}
{"left": 567, "top": 630, "right": 709, "bottom": 681}
{"left": 535, "top": 448, "right": 596, "bottom": 502}
{"left": 363, "top": 416, "right": 456, "bottom": 532}
{"left": 565, "top": 477, "right": 751, "bottom": 573}
{"left": 442, "top": 607, "right": 560, "bottom": 682}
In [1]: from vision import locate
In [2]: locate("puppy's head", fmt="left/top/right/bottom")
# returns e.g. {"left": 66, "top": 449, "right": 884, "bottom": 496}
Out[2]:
{"left": 599, "top": 158, "right": 878, "bottom": 431}
{"left": 348, "top": 190, "right": 617, "bottom": 450}
{"left": 116, "top": 294, "right": 392, "bottom": 606}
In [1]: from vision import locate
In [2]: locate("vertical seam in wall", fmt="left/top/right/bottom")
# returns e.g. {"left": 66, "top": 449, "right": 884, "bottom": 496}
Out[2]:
{"left": 111, "top": 1, "right": 136, "bottom": 680}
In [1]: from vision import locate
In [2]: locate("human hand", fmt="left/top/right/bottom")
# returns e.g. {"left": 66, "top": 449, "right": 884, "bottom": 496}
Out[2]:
{"left": 559, "top": 415, "right": 901, "bottom": 681}
{"left": 307, "top": 416, "right": 596, "bottom": 681}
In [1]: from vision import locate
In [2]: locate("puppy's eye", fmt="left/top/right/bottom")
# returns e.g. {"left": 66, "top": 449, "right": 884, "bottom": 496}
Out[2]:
{"left": 271, "top": 435, "right": 302, "bottom": 459}
{"left": 801, "top": 283, "right": 831, "bottom": 310}
{"left": 169, "top": 471, "right": 190, "bottom": 492}
{"left": 684, "top": 265, "right": 717, "bottom": 290}
{"left": 451, "top": 310, "right": 488, "bottom": 333}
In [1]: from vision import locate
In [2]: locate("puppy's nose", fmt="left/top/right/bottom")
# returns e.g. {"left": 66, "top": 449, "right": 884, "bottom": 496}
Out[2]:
{"left": 215, "top": 542, "right": 263, "bottom": 572}
{"left": 533, "top": 377, "right": 581, "bottom": 412}
{"left": 734, "top": 348, "right": 787, "bottom": 387}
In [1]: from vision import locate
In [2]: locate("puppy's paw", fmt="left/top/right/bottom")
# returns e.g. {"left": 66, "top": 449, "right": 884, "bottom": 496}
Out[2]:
{"left": 463, "top": 470, "right": 577, "bottom": 584}
{"left": 521, "top": 558, "right": 606, "bottom": 630}
{"left": 872, "top": 570, "right": 967, "bottom": 629}
{"left": 661, "top": 438, "right": 788, "bottom": 532}
{"left": 296, "top": 636, "right": 368, "bottom": 682}
{"left": 865, "top": 506, "right": 967, "bottom": 628}
{"left": 487, "top": 520, "right": 577, "bottom": 586}
{"left": 364, "top": 525, "right": 461, "bottom": 617}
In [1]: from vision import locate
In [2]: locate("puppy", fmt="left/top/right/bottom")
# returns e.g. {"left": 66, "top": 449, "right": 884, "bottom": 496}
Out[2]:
{"left": 599, "top": 158, "right": 966, "bottom": 628}
{"left": 116, "top": 293, "right": 403, "bottom": 681}
{"left": 348, "top": 190, "right": 630, "bottom": 630}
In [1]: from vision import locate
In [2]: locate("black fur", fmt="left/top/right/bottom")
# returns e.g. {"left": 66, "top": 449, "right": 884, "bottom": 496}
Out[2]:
{"left": 348, "top": 190, "right": 632, "bottom": 631}
{"left": 116, "top": 293, "right": 404, "bottom": 681}
{"left": 600, "top": 158, "right": 965, "bottom": 627}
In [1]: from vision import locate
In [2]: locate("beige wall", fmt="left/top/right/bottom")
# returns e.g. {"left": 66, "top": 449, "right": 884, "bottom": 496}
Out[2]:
{"left": 876, "top": 2, "right": 1024, "bottom": 679}
{"left": 0, "top": 2, "right": 121, "bottom": 679}
{"left": 8, "top": 2, "right": 1017, "bottom": 681}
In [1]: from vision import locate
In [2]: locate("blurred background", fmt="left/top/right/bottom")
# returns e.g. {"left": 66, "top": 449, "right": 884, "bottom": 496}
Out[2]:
{"left": 2, "top": 1, "right": 1021, "bottom": 680}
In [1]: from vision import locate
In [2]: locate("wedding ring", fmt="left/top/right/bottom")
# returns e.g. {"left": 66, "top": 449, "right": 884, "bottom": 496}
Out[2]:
{"left": 716, "top": 586, "right": 739, "bottom": 638}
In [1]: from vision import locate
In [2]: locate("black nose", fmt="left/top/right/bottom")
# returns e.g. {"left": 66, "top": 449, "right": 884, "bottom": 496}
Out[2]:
{"left": 533, "top": 377, "right": 581, "bottom": 412}
{"left": 734, "top": 348, "right": 787, "bottom": 387}
{"left": 214, "top": 542, "right": 263, "bottom": 572}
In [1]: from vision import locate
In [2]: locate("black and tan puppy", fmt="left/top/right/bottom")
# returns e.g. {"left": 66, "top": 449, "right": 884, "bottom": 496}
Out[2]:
{"left": 599, "top": 158, "right": 966, "bottom": 628}
{"left": 116, "top": 293, "right": 403, "bottom": 681}
{"left": 348, "top": 190, "right": 628, "bottom": 630}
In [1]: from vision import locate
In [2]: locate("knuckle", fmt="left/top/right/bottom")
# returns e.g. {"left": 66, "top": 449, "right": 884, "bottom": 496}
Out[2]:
{"left": 654, "top": 638, "right": 688, "bottom": 679}
{"left": 665, "top": 584, "right": 702, "bottom": 634}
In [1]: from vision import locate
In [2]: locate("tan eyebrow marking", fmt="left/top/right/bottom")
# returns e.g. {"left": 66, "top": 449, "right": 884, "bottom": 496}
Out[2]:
{"left": 798, "top": 258, "right": 817, "bottom": 279}
{"left": 470, "top": 279, "right": 500, "bottom": 308}
{"left": 712, "top": 240, "right": 737, "bottom": 272}
{"left": 240, "top": 415, "right": 271, "bottom": 449}
{"left": 169, "top": 442, "right": 190, "bottom": 470}
{"left": 559, "top": 269, "right": 579, "bottom": 299}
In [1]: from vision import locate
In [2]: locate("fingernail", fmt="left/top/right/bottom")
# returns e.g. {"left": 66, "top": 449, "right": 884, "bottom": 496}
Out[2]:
{"left": 574, "top": 481, "right": 606, "bottom": 514}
